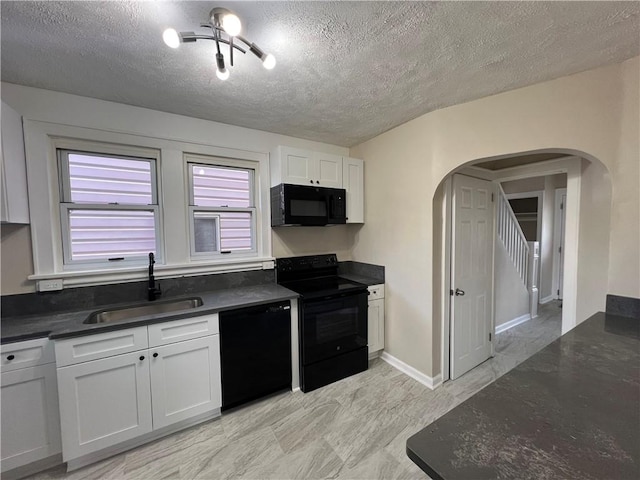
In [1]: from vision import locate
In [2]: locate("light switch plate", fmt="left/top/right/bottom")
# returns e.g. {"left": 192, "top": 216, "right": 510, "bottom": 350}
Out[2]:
{"left": 37, "top": 279, "right": 63, "bottom": 291}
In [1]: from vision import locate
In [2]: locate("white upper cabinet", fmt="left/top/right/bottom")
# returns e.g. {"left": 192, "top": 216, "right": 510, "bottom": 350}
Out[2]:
{"left": 342, "top": 157, "right": 364, "bottom": 223}
{"left": 1, "top": 101, "right": 30, "bottom": 224}
{"left": 273, "top": 146, "right": 343, "bottom": 188}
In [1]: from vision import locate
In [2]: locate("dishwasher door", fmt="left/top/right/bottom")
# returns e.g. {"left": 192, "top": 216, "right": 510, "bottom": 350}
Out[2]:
{"left": 219, "top": 301, "right": 292, "bottom": 410}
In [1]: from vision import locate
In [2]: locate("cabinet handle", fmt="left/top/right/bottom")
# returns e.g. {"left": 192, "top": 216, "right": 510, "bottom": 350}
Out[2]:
{"left": 153, "top": 353, "right": 158, "bottom": 358}
{"left": 139, "top": 355, "right": 145, "bottom": 361}
{"left": 6, "top": 355, "right": 15, "bottom": 361}
{"left": 316, "top": 180, "right": 320, "bottom": 184}
{"left": 310, "top": 180, "right": 313, "bottom": 184}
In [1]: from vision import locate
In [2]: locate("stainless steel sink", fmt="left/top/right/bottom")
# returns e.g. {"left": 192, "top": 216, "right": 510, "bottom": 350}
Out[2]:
{"left": 84, "top": 297, "right": 203, "bottom": 324}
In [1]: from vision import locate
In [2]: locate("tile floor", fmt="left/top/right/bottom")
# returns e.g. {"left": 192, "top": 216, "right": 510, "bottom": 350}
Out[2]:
{"left": 28, "top": 302, "right": 562, "bottom": 480}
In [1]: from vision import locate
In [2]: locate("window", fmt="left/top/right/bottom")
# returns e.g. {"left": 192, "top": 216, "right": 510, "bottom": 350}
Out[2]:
{"left": 187, "top": 159, "right": 256, "bottom": 258}
{"left": 58, "top": 149, "right": 160, "bottom": 267}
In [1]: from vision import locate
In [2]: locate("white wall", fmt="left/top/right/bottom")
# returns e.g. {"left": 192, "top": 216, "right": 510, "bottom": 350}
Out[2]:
{"left": 0, "top": 83, "right": 352, "bottom": 295}
{"left": 495, "top": 241, "right": 530, "bottom": 326}
{"left": 350, "top": 57, "right": 639, "bottom": 379}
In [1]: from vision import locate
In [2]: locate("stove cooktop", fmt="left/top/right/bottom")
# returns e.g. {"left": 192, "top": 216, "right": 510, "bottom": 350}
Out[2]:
{"left": 279, "top": 276, "right": 366, "bottom": 298}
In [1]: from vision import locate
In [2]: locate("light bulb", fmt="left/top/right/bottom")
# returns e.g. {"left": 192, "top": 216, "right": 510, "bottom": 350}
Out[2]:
{"left": 262, "top": 53, "right": 276, "bottom": 70}
{"left": 162, "top": 28, "right": 180, "bottom": 49}
{"left": 216, "top": 68, "right": 230, "bottom": 80}
{"left": 221, "top": 13, "right": 241, "bottom": 36}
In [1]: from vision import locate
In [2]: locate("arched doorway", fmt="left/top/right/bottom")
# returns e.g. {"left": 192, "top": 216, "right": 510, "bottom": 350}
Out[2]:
{"left": 434, "top": 150, "right": 612, "bottom": 383}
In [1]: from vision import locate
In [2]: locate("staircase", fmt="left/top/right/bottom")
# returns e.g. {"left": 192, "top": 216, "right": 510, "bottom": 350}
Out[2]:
{"left": 496, "top": 185, "right": 539, "bottom": 320}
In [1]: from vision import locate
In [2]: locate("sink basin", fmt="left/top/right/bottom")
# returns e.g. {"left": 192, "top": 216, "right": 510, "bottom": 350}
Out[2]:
{"left": 84, "top": 297, "right": 203, "bottom": 324}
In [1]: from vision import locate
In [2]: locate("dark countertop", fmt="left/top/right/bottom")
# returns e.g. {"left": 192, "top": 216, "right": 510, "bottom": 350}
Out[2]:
{"left": 338, "top": 273, "right": 383, "bottom": 286}
{"left": 1, "top": 284, "right": 298, "bottom": 344}
{"left": 406, "top": 312, "right": 640, "bottom": 480}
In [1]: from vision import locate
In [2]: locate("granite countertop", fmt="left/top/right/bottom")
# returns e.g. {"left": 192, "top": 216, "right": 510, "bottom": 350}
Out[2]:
{"left": 406, "top": 312, "right": 640, "bottom": 480}
{"left": 1, "top": 284, "right": 298, "bottom": 344}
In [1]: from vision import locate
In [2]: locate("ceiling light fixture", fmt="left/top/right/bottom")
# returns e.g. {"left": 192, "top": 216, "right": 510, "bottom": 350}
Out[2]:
{"left": 163, "top": 7, "right": 276, "bottom": 80}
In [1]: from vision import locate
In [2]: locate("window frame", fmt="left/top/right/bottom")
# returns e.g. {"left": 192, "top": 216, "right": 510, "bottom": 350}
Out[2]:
{"left": 56, "top": 145, "right": 163, "bottom": 270}
{"left": 185, "top": 154, "right": 258, "bottom": 260}
{"left": 23, "top": 120, "right": 273, "bottom": 288}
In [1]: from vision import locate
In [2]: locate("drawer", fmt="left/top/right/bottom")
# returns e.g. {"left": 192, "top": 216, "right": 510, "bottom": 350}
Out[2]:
{"left": 55, "top": 327, "right": 148, "bottom": 367}
{"left": 367, "top": 284, "right": 385, "bottom": 301}
{"left": 1, "top": 338, "right": 55, "bottom": 372}
{"left": 148, "top": 314, "right": 219, "bottom": 347}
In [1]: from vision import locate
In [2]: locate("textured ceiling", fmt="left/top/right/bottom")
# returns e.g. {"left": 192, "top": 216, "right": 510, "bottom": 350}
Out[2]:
{"left": 2, "top": 1, "right": 639, "bottom": 147}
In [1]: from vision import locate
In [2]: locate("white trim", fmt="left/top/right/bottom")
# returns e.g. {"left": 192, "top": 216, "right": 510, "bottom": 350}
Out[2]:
{"left": 495, "top": 313, "right": 531, "bottom": 334}
{"left": 441, "top": 177, "right": 452, "bottom": 383}
{"left": 380, "top": 351, "right": 442, "bottom": 390}
{"left": 539, "top": 294, "right": 555, "bottom": 304}
{"left": 552, "top": 188, "right": 567, "bottom": 301}
{"left": 22, "top": 120, "right": 272, "bottom": 288}
{"left": 28, "top": 257, "right": 274, "bottom": 287}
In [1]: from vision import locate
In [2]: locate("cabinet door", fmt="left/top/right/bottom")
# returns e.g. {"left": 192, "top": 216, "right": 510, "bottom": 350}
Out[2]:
{"left": 315, "top": 152, "right": 343, "bottom": 188}
{"left": 1, "top": 100, "right": 29, "bottom": 224}
{"left": 149, "top": 335, "right": 221, "bottom": 430}
{"left": 57, "top": 351, "right": 152, "bottom": 461}
{"left": 368, "top": 298, "right": 385, "bottom": 354}
{"left": 280, "top": 146, "right": 316, "bottom": 186}
{"left": 1, "top": 364, "right": 61, "bottom": 472}
{"left": 343, "top": 157, "right": 364, "bottom": 223}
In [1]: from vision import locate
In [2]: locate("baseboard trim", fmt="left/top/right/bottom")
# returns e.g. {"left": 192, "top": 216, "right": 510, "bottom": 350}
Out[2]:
{"left": 380, "top": 351, "right": 442, "bottom": 390}
{"left": 2, "top": 453, "right": 62, "bottom": 480}
{"left": 496, "top": 313, "right": 531, "bottom": 334}
{"left": 368, "top": 349, "right": 382, "bottom": 360}
{"left": 539, "top": 295, "right": 555, "bottom": 304}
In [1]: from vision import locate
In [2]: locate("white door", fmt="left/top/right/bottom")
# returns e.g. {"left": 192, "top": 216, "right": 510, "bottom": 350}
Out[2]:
{"left": 57, "top": 351, "right": 152, "bottom": 461}
{"left": 149, "top": 336, "right": 221, "bottom": 430}
{"left": 450, "top": 174, "right": 494, "bottom": 379}
{"left": 1, "top": 364, "right": 61, "bottom": 472}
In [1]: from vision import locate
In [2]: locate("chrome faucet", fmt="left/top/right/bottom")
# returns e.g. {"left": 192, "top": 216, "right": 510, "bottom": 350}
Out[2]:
{"left": 148, "top": 252, "right": 161, "bottom": 301}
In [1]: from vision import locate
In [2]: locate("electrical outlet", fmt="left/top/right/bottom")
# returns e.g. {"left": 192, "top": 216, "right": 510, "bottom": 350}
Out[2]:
{"left": 37, "top": 279, "right": 63, "bottom": 292}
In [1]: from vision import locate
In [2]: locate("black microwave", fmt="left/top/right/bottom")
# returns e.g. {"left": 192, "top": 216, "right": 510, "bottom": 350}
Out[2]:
{"left": 271, "top": 183, "right": 346, "bottom": 226}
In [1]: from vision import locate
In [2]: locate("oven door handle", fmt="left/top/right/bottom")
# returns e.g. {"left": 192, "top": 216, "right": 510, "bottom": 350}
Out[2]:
{"left": 304, "top": 289, "right": 367, "bottom": 302}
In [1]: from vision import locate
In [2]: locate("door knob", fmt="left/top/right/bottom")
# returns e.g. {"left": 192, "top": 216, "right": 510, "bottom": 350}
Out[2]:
{"left": 455, "top": 288, "right": 465, "bottom": 296}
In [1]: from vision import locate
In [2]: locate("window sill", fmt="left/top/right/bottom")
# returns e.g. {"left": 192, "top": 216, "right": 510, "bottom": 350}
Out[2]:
{"left": 28, "top": 257, "right": 276, "bottom": 289}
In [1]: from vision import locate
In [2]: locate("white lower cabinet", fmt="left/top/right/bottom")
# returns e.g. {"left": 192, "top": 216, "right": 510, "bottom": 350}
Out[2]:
{"left": 150, "top": 335, "right": 221, "bottom": 429}
{"left": 1, "top": 361, "right": 61, "bottom": 473}
{"left": 367, "top": 285, "right": 385, "bottom": 355}
{"left": 56, "top": 351, "right": 153, "bottom": 461}
{"left": 55, "top": 316, "right": 222, "bottom": 465}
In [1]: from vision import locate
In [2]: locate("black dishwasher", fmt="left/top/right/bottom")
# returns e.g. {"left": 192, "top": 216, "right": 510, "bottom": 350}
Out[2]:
{"left": 219, "top": 301, "right": 292, "bottom": 410}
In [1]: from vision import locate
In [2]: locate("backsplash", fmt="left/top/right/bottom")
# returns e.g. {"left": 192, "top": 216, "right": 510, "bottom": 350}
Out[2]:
{"left": 606, "top": 294, "right": 640, "bottom": 319}
{"left": 1, "top": 270, "right": 274, "bottom": 318}
{"left": 338, "top": 261, "right": 385, "bottom": 283}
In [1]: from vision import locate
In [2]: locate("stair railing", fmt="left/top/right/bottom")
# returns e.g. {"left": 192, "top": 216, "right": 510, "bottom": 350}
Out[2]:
{"left": 496, "top": 184, "right": 529, "bottom": 284}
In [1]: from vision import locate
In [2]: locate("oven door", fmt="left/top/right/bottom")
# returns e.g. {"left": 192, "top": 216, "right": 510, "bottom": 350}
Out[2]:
{"left": 301, "top": 290, "right": 368, "bottom": 365}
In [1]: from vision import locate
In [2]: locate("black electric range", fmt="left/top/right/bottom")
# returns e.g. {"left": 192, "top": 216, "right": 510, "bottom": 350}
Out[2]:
{"left": 276, "top": 254, "right": 368, "bottom": 392}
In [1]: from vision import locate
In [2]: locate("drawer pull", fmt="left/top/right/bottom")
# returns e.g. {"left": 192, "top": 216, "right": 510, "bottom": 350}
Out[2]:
{"left": 6, "top": 354, "right": 15, "bottom": 361}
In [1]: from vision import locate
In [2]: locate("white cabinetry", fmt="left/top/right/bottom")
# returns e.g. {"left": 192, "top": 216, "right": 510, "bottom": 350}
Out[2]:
{"left": 1, "top": 101, "right": 30, "bottom": 224}
{"left": 367, "top": 285, "right": 385, "bottom": 356}
{"left": 273, "top": 146, "right": 343, "bottom": 188}
{"left": 149, "top": 335, "right": 221, "bottom": 429}
{"left": 56, "top": 351, "right": 153, "bottom": 460}
{"left": 1, "top": 339, "right": 61, "bottom": 474}
{"left": 55, "top": 315, "right": 221, "bottom": 464}
{"left": 342, "top": 157, "right": 364, "bottom": 223}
